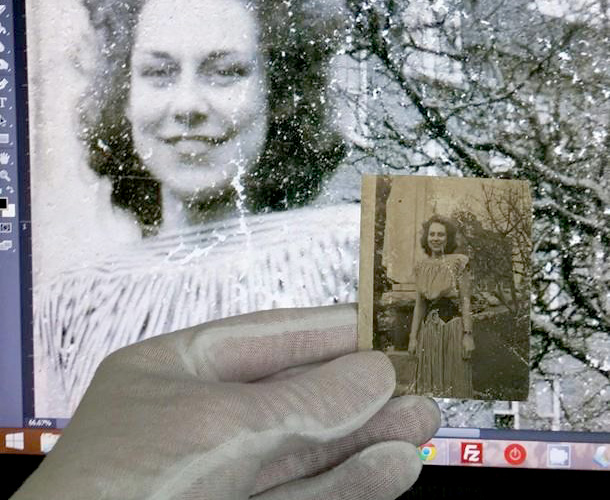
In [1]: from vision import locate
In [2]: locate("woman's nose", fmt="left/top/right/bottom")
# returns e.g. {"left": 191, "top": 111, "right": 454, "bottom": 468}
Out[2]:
{"left": 170, "top": 76, "right": 210, "bottom": 127}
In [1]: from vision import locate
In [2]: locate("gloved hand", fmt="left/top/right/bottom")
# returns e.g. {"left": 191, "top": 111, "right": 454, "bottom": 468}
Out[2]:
{"left": 13, "top": 304, "right": 440, "bottom": 500}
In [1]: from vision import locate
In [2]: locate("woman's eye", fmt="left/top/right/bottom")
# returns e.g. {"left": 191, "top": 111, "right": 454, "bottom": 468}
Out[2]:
{"left": 140, "top": 65, "right": 178, "bottom": 85}
{"left": 203, "top": 64, "right": 252, "bottom": 85}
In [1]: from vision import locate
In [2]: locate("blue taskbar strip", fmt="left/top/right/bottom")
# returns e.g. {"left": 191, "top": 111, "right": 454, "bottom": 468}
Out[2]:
{"left": 0, "top": 0, "right": 23, "bottom": 427}
{"left": 479, "top": 428, "right": 610, "bottom": 444}
{"left": 436, "top": 427, "right": 610, "bottom": 444}
{"left": 0, "top": 0, "right": 33, "bottom": 428}
{"left": 14, "top": 0, "right": 34, "bottom": 425}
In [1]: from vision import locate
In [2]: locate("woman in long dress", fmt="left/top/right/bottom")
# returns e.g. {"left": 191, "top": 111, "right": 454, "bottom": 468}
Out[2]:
{"left": 407, "top": 215, "right": 475, "bottom": 398}
{"left": 34, "top": 0, "right": 358, "bottom": 416}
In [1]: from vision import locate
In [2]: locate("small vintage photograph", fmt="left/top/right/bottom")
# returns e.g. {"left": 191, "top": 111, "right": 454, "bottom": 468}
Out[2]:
{"left": 359, "top": 175, "right": 531, "bottom": 400}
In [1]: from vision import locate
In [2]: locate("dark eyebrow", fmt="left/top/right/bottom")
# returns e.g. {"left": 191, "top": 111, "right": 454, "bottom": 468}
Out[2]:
{"left": 205, "top": 50, "right": 233, "bottom": 61}
{"left": 203, "top": 50, "right": 256, "bottom": 64}
{"left": 145, "top": 51, "right": 174, "bottom": 60}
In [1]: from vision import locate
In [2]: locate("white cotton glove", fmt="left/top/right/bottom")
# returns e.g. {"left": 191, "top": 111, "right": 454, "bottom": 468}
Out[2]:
{"left": 12, "top": 304, "right": 440, "bottom": 500}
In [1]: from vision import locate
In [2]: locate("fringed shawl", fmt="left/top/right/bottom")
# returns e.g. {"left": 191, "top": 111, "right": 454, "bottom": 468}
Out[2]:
{"left": 34, "top": 204, "right": 360, "bottom": 416}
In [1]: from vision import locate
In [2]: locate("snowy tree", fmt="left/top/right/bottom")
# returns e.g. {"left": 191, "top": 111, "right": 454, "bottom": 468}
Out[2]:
{"left": 339, "top": 0, "right": 609, "bottom": 429}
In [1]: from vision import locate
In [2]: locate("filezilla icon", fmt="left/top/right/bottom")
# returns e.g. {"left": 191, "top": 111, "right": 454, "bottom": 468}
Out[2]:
{"left": 461, "top": 442, "right": 484, "bottom": 464}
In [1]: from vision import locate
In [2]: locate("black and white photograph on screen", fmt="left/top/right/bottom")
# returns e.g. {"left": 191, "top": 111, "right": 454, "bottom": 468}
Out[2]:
{"left": 359, "top": 176, "right": 532, "bottom": 401}
{"left": 27, "top": 0, "right": 609, "bottom": 431}
{"left": 28, "top": 0, "right": 361, "bottom": 417}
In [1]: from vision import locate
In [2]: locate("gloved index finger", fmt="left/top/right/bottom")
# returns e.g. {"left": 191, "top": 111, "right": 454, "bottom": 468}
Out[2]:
{"left": 126, "top": 304, "right": 358, "bottom": 382}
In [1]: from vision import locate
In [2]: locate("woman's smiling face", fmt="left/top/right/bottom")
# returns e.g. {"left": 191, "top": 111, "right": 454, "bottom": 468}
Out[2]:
{"left": 427, "top": 222, "right": 447, "bottom": 255}
{"left": 127, "top": 0, "right": 268, "bottom": 202}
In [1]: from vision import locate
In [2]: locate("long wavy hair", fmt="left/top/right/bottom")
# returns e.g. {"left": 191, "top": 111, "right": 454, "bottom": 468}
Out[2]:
{"left": 80, "top": 0, "right": 348, "bottom": 233}
{"left": 420, "top": 215, "right": 458, "bottom": 256}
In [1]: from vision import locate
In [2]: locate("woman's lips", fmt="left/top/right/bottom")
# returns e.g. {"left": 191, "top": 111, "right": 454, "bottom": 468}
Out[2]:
{"left": 162, "top": 135, "right": 228, "bottom": 158}
{"left": 163, "top": 135, "right": 227, "bottom": 145}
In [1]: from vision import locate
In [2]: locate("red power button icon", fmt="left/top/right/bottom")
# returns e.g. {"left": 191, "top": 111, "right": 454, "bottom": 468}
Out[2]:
{"left": 504, "top": 444, "right": 527, "bottom": 465}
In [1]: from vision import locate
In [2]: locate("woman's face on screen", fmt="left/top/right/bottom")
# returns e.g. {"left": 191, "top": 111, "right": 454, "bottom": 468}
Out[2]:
{"left": 127, "top": 0, "right": 268, "bottom": 201}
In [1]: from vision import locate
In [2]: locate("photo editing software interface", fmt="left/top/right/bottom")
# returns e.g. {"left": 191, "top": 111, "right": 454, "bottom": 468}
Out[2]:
{"left": 0, "top": 0, "right": 609, "bottom": 473}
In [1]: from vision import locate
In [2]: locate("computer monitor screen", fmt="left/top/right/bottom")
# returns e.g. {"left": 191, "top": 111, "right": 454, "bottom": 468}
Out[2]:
{"left": 1, "top": 0, "right": 609, "bottom": 474}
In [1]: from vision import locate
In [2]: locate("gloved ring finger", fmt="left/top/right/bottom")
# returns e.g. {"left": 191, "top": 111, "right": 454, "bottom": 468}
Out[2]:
{"left": 252, "top": 395, "right": 440, "bottom": 495}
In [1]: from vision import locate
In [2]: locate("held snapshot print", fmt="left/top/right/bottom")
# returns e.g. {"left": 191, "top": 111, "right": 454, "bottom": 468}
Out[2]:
{"left": 359, "top": 176, "right": 531, "bottom": 400}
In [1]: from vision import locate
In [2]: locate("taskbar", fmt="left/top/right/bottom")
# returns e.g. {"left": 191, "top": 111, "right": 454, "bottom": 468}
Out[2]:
{"left": 1, "top": 427, "right": 609, "bottom": 471}
{"left": 417, "top": 436, "right": 610, "bottom": 471}
{"left": 0, "top": 428, "right": 61, "bottom": 455}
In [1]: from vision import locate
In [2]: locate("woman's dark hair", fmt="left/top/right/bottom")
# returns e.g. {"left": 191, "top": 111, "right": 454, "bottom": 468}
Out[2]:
{"left": 420, "top": 215, "right": 458, "bottom": 256}
{"left": 81, "top": 0, "right": 348, "bottom": 232}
